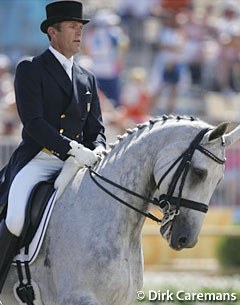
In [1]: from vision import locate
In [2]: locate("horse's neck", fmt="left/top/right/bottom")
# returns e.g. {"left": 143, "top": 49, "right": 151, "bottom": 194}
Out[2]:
{"left": 97, "top": 130, "right": 157, "bottom": 231}
{"left": 102, "top": 131, "right": 156, "bottom": 192}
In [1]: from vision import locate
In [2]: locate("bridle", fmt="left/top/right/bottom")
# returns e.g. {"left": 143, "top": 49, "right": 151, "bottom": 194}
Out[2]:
{"left": 88, "top": 128, "right": 226, "bottom": 225}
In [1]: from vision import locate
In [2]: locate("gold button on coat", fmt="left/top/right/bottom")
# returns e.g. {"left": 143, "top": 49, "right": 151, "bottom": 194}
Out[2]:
{"left": 59, "top": 128, "right": 64, "bottom": 134}
{"left": 61, "top": 114, "right": 65, "bottom": 119}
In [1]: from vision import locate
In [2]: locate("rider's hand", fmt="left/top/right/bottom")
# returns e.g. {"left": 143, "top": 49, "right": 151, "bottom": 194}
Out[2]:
{"left": 94, "top": 146, "right": 106, "bottom": 160}
{"left": 68, "top": 141, "right": 99, "bottom": 167}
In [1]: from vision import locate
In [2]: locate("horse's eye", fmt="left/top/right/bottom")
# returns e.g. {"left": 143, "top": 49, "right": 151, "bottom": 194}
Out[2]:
{"left": 190, "top": 167, "right": 208, "bottom": 183}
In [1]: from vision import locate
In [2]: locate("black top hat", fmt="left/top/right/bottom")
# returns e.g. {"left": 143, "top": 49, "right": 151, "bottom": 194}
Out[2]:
{"left": 41, "top": 1, "right": 90, "bottom": 33}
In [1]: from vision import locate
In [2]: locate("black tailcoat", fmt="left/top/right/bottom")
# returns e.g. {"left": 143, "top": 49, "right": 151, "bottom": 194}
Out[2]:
{"left": 0, "top": 49, "right": 106, "bottom": 207}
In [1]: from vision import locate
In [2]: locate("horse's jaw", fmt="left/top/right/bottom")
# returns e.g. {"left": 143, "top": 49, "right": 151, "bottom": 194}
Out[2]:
{"left": 160, "top": 209, "right": 205, "bottom": 251}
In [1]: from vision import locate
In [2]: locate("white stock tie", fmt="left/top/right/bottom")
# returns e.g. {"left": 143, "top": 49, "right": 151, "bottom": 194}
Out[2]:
{"left": 63, "top": 60, "right": 72, "bottom": 81}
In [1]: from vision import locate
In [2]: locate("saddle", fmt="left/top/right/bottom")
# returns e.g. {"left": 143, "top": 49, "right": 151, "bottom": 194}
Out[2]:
{"left": 0, "top": 180, "right": 55, "bottom": 250}
{"left": 1, "top": 180, "right": 57, "bottom": 305}
{"left": 19, "top": 180, "right": 55, "bottom": 250}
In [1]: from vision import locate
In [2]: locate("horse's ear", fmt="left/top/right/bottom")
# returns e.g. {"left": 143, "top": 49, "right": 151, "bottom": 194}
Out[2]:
{"left": 208, "top": 122, "right": 229, "bottom": 142}
{"left": 225, "top": 124, "right": 240, "bottom": 147}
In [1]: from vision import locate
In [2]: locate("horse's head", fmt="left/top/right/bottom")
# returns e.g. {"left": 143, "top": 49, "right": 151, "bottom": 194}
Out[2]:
{"left": 153, "top": 121, "right": 240, "bottom": 251}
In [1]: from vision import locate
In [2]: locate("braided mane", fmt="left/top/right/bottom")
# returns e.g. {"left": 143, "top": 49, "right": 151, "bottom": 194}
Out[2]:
{"left": 105, "top": 115, "right": 199, "bottom": 153}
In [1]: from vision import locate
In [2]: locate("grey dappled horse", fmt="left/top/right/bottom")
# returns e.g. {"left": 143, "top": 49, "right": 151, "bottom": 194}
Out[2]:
{"left": 2, "top": 116, "right": 240, "bottom": 305}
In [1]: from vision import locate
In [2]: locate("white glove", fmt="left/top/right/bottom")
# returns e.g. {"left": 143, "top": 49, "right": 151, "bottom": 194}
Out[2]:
{"left": 94, "top": 146, "right": 106, "bottom": 160}
{"left": 68, "top": 141, "right": 98, "bottom": 167}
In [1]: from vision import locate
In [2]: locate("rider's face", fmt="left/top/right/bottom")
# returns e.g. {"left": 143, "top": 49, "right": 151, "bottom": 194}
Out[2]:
{"left": 49, "top": 21, "right": 84, "bottom": 58}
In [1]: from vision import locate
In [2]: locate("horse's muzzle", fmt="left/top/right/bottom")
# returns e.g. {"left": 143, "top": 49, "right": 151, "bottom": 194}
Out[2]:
{"left": 161, "top": 213, "right": 199, "bottom": 250}
{"left": 170, "top": 234, "right": 198, "bottom": 251}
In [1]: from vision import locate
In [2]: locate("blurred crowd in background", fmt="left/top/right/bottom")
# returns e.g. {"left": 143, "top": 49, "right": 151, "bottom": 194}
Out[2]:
{"left": 1, "top": 0, "right": 240, "bottom": 138}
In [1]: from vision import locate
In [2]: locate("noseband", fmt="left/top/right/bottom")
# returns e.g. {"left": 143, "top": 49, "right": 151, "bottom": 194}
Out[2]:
{"left": 88, "top": 128, "right": 225, "bottom": 224}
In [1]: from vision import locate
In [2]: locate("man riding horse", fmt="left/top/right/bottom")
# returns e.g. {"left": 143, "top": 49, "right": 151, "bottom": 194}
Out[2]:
{"left": 0, "top": 0, "right": 106, "bottom": 292}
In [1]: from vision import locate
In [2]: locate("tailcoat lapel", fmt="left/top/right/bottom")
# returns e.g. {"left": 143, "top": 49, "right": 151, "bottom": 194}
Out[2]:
{"left": 72, "top": 62, "right": 88, "bottom": 104}
{"left": 65, "top": 62, "right": 89, "bottom": 117}
{"left": 42, "top": 50, "right": 72, "bottom": 96}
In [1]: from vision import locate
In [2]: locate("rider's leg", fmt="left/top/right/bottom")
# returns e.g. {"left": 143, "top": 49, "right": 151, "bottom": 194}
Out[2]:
{"left": 0, "top": 220, "right": 18, "bottom": 293}
{"left": 0, "top": 151, "right": 63, "bottom": 293}
{"left": 6, "top": 151, "right": 63, "bottom": 236}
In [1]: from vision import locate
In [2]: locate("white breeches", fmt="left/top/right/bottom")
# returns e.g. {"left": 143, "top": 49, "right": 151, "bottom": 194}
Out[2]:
{"left": 6, "top": 151, "right": 64, "bottom": 237}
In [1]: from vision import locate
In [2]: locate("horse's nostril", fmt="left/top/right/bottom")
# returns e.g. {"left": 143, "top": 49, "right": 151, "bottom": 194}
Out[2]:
{"left": 178, "top": 236, "right": 188, "bottom": 247}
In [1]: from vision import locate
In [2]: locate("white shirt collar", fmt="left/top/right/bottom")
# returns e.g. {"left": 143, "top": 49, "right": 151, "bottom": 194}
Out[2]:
{"left": 49, "top": 45, "right": 73, "bottom": 68}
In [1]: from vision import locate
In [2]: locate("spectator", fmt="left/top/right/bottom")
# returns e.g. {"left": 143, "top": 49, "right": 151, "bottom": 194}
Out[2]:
{"left": 0, "top": 54, "right": 20, "bottom": 136}
{"left": 76, "top": 54, "right": 127, "bottom": 134}
{"left": 148, "top": 11, "right": 185, "bottom": 114}
{"left": 117, "top": 0, "right": 156, "bottom": 51}
{"left": 0, "top": 100, "right": 20, "bottom": 137}
{"left": 98, "top": 72, "right": 151, "bottom": 133}
{"left": 159, "top": 0, "right": 192, "bottom": 15}
{"left": 83, "top": 9, "right": 129, "bottom": 107}
{"left": 178, "top": 5, "right": 206, "bottom": 91}
{"left": 0, "top": 54, "right": 14, "bottom": 104}
{"left": 214, "top": 2, "right": 240, "bottom": 93}
{"left": 119, "top": 67, "right": 150, "bottom": 124}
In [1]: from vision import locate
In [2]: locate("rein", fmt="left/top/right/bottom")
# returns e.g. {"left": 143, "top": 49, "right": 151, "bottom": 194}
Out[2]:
{"left": 88, "top": 128, "right": 226, "bottom": 224}
{"left": 88, "top": 166, "right": 162, "bottom": 223}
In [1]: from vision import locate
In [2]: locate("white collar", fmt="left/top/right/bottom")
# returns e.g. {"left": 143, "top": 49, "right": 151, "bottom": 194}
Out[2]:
{"left": 49, "top": 45, "right": 73, "bottom": 68}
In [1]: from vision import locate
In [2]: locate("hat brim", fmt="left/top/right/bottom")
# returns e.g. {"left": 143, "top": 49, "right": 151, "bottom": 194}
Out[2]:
{"left": 41, "top": 17, "right": 90, "bottom": 33}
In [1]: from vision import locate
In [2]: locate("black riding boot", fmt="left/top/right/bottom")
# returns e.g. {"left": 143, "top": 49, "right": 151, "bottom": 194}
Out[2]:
{"left": 0, "top": 221, "right": 19, "bottom": 293}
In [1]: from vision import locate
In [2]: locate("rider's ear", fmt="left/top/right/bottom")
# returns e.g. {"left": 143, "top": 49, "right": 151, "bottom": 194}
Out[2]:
{"left": 208, "top": 122, "right": 229, "bottom": 142}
